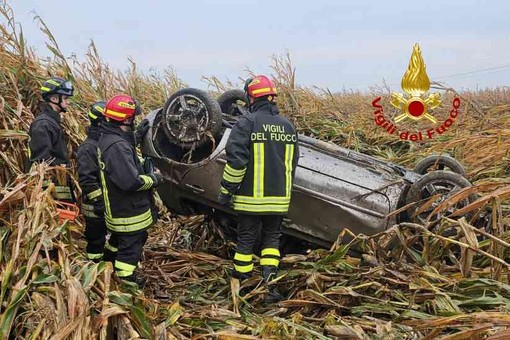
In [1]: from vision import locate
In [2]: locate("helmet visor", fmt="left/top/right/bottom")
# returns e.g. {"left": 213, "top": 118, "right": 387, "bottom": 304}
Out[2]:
{"left": 134, "top": 100, "right": 142, "bottom": 116}
{"left": 63, "top": 81, "right": 73, "bottom": 90}
{"left": 57, "top": 81, "right": 74, "bottom": 96}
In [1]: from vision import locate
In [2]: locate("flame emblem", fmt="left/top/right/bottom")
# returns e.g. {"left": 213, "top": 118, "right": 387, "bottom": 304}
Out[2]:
{"left": 391, "top": 44, "right": 441, "bottom": 123}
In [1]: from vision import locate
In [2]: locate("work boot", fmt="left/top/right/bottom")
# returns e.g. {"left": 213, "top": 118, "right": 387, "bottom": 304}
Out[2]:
{"left": 261, "top": 266, "right": 283, "bottom": 304}
{"left": 232, "top": 270, "right": 252, "bottom": 297}
{"left": 120, "top": 272, "right": 147, "bottom": 289}
{"left": 232, "top": 271, "right": 252, "bottom": 281}
{"left": 103, "top": 248, "right": 117, "bottom": 264}
{"left": 91, "top": 257, "right": 102, "bottom": 264}
{"left": 262, "top": 266, "right": 277, "bottom": 282}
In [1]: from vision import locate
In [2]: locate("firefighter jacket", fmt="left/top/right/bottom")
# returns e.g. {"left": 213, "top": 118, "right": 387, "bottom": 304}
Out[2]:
{"left": 28, "top": 103, "right": 74, "bottom": 201}
{"left": 28, "top": 103, "right": 69, "bottom": 166}
{"left": 77, "top": 126, "right": 104, "bottom": 219}
{"left": 220, "top": 100, "right": 299, "bottom": 214}
{"left": 98, "top": 123, "right": 157, "bottom": 233}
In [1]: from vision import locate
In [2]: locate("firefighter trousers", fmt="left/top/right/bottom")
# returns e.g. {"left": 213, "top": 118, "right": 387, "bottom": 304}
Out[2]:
{"left": 233, "top": 214, "right": 283, "bottom": 278}
{"left": 84, "top": 217, "right": 107, "bottom": 261}
{"left": 112, "top": 229, "right": 149, "bottom": 278}
{"left": 84, "top": 217, "right": 118, "bottom": 262}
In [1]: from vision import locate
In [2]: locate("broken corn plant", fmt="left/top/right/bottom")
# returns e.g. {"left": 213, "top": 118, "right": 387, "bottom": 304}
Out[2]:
{"left": 2, "top": 0, "right": 510, "bottom": 338}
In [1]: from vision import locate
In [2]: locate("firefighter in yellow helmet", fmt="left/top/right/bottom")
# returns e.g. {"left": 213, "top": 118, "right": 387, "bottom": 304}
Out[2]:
{"left": 29, "top": 76, "right": 74, "bottom": 167}
{"left": 218, "top": 75, "right": 299, "bottom": 302}
{"left": 28, "top": 76, "right": 76, "bottom": 202}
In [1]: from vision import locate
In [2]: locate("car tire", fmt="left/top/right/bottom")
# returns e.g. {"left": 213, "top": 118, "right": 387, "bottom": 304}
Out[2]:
{"left": 403, "top": 171, "right": 481, "bottom": 264}
{"left": 414, "top": 154, "right": 467, "bottom": 177}
{"left": 217, "top": 89, "right": 248, "bottom": 115}
{"left": 162, "top": 88, "right": 222, "bottom": 149}
{"left": 405, "top": 170, "right": 477, "bottom": 224}
{"left": 217, "top": 89, "right": 249, "bottom": 127}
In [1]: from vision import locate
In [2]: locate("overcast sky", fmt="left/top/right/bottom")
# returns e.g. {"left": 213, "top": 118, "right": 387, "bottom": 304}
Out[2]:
{"left": 6, "top": 0, "right": 510, "bottom": 92}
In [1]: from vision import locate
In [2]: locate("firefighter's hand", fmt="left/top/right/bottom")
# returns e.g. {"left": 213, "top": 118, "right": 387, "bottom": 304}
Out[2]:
{"left": 149, "top": 169, "right": 164, "bottom": 187}
{"left": 154, "top": 169, "right": 164, "bottom": 185}
{"left": 135, "top": 119, "right": 150, "bottom": 145}
{"left": 218, "top": 192, "right": 233, "bottom": 207}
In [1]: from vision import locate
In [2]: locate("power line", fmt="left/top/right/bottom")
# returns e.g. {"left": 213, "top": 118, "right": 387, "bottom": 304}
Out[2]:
{"left": 337, "top": 61, "right": 510, "bottom": 90}
{"left": 433, "top": 62, "right": 510, "bottom": 79}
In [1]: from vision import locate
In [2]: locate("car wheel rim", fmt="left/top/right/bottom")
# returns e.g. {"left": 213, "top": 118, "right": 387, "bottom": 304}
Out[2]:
{"left": 164, "top": 94, "right": 209, "bottom": 144}
{"left": 413, "top": 178, "right": 470, "bottom": 224}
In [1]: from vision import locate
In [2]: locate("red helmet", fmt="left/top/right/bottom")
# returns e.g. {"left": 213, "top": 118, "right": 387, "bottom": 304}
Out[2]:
{"left": 103, "top": 94, "right": 139, "bottom": 122}
{"left": 244, "top": 75, "right": 277, "bottom": 99}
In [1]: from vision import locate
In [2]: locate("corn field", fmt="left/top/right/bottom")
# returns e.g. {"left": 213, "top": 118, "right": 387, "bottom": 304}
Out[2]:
{"left": 2, "top": 2, "right": 510, "bottom": 339}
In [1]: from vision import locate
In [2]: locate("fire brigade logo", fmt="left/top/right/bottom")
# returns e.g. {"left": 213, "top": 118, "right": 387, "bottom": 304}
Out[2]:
{"left": 391, "top": 44, "right": 441, "bottom": 124}
{"left": 372, "top": 43, "right": 461, "bottom": 141}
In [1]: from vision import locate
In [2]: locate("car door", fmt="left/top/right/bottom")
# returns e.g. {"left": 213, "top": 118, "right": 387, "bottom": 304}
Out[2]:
{"left": 285, "top": 137, "right": 395, "bottom": 243}
{"left": 178, "top": 130, "right": 231, "bottom": 207}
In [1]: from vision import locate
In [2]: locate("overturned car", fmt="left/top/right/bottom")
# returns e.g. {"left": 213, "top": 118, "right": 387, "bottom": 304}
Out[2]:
{"left": 141, "top": 88, "right": 475, "bottom": 247}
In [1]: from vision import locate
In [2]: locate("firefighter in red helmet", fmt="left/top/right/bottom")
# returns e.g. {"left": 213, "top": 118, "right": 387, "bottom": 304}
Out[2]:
{"left": 98, "top": 94, "right": 162, "bottom": 286}
{"left": 218, "top": 75, "right": 299, "bottom": 302}
{"left": 77, "top": 101, "right": 118, "bottom": 263}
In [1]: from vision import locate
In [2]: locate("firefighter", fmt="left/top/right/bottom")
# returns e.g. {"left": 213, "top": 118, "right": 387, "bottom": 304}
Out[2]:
{"left": 98, "top": 94, "right": 161, "bottom": 285}
{"left": 28, "top": 76, "right": 75, "bottom": 201}
{"left": 77, "top": 101, "right": 118, "bottom": 262}
{"left": 218, "top": 75, "right": 299, "bottom": 300}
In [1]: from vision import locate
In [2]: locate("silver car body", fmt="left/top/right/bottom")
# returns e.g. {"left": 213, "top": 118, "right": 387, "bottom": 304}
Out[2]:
{"left": 142, "top": 109, "right": 420, "bottom": 246}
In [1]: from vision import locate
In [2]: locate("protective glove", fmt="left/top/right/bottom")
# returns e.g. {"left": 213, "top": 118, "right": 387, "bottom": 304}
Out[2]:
{"left": 135, "top": 119, "right": 150, "bottom": 146}
{"left": 148, "top": 171, "right": 164, "bottom": 188}
{"left": 218, "top": 192, "right": 233, "bottom": 207}
{"left": 93, "top": 200, "right": 105, "bottom": 214}
{"left": 143, "top": 157, "right": 154, "bottom": 174}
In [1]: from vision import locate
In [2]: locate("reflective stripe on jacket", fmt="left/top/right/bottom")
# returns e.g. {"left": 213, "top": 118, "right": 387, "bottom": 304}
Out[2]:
{"left": 98, "top": 123, "right": 156, "bottom": 232}
{"left": 77, "top": 126, "right": 104, "bottom": 218}
{"left": 220, "top": 100, "right": 299, "bottom": 214}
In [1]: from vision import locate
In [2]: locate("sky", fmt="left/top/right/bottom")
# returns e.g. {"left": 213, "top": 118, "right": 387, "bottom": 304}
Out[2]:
{"left": 5, "top": 0, "right": 510, "bottom": 92}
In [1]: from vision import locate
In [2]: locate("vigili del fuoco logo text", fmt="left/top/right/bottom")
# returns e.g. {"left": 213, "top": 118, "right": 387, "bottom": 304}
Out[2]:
{"left": 372, "top": 43, "right": 461, "bottom": 141}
